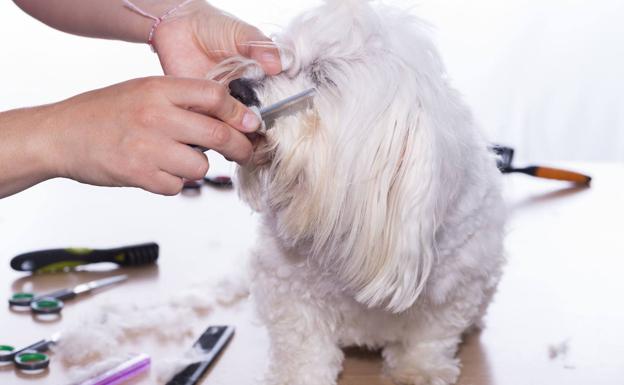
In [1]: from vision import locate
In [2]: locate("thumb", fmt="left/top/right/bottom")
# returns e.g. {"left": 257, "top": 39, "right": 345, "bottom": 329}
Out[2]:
{"left": 235, "top": 25, "right": 283, "bottom": 76}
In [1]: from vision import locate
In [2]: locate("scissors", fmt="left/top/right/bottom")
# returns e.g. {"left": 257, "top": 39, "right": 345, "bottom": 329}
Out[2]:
{"left": 0, "top": 332, "right": 60, "bottom": 371}
{"left": 8, "top": 275, "right": 128, "bottom": 315}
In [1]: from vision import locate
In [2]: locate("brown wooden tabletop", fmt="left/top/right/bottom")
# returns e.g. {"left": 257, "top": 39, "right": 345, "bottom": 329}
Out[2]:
{"left": 1, "top": 162, "right": 623, "bottom": 385}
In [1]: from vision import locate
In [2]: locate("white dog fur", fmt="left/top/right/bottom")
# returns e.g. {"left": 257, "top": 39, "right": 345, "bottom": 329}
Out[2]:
{"left": 211, "top": 1, "right": 506, "bottom": 384}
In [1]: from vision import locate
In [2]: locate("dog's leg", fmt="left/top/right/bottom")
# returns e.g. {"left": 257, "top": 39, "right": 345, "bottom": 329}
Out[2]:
{"left": 382, "top": 332, "right": 462, "bottom": 385}
{"left": 260, "top": 303, "right": 344, "bottom": 385}
{"left": 381, "top": 281, "right": 493, "bottom": 385}
{"left": 251, "top": 253, "right": 345, "bottom": 385}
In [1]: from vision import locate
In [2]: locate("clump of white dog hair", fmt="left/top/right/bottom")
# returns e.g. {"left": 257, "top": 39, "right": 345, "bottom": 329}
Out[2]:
{"left": 65, "top": 355, "right": 131, "bottom": 385}
{"left": 54, "top": 275, "right": 249, "bottom": 383}
{"left": 548, "top": 339, "right": 576, "bottom": 370}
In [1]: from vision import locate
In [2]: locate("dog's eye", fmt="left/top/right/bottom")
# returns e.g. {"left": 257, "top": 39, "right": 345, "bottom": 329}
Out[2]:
{"left": 229, "top": 78, "right": 261, "bottom": 107}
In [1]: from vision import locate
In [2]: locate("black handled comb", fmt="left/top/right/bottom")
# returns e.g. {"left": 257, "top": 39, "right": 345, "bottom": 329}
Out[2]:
{"left": 10, "top": 242, "right": 159, "bottom": 273}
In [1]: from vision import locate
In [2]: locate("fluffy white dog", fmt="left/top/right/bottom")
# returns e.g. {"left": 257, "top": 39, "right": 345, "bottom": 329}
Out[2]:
{"left": 213, "top": 1, "right": 506, "bottom": 384}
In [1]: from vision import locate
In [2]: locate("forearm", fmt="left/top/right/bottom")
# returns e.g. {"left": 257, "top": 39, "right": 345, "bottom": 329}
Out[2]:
{"left": 0, "top": 106, "right": 59, "bottom": 198}
{"left": 12, "top": 0, "right": 182, "bottom": 43}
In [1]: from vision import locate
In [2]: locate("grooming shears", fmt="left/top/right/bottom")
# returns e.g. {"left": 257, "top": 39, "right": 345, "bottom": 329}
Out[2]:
{"left": 8, "top": 274, "right": 128, "bottom": 315}
{"left": 0, "top": 332, "right": 60, "bottom": 371}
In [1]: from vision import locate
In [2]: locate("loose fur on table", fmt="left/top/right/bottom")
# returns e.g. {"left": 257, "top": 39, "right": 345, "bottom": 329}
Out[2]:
{"left": 210, "top": 1, "right": 506, "bottom": 384}
{"left": 54, "top": 277, "right": 249, "bottom": 383}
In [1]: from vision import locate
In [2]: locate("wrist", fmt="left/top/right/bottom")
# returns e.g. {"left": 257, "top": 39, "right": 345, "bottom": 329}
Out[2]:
{"left": 122, "top": 0, "right": 197, "bottom": 48}
{"left": 27, "top": 104, "right": 67, "bottom": 181}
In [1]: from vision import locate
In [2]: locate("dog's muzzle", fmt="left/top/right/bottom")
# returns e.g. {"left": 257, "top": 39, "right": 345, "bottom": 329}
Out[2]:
{"left": 229, "top": 78, "right": 261, "bottom": 108}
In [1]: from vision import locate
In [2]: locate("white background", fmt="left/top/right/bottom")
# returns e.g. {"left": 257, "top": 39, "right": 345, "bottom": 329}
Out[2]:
{"left": 1, "top": 0, "right": 623, "bottom": 162}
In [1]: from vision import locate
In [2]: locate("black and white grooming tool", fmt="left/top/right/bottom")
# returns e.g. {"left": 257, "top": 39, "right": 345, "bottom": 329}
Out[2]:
{"left": 165, "top": 326, "right": 235, "bottom": 385}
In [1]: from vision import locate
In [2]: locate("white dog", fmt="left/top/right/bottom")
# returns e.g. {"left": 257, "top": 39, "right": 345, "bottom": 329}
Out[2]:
{"left": 213, "top": 1, "right": 506, "bottom": 384}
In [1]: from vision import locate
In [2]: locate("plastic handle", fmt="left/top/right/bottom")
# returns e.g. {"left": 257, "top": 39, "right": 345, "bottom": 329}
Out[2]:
{"left": 8, "top": 292, "right": 35, "bottom": 307}
{"left": 10, "top": 243, "right": 159, "bottom": 272}
{"left": 519, "top": 166, "right": 592, "bottom": 185}
{"left": 14, "top": 351, "right": 50, "bottom": 371}
{"left": 30, "top": 298, "right": 64, "bottom": 315}
{"left": 10, "top": 248, "right": 97, "bottom": 272}
{"left": 0, "top": 345, "right": 16, "bottom": 362}
{"left": 534, "top": 167, "right": 592, "bottom": 184}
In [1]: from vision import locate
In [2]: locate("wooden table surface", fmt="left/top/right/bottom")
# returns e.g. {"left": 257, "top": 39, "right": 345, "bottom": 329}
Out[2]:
{"left": 1, "top": 162, "right": 623, "bottom": 385}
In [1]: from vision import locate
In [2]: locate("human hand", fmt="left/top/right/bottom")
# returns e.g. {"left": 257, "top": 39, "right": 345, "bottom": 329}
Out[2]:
{"left": 14, "top": 0, "right": 281, "bottom": 77}
{"left": 150, "top": 0, "right": 282, "bottom": 78}
{"left": 44, "top": 77, "right": 259, "bottom": 195}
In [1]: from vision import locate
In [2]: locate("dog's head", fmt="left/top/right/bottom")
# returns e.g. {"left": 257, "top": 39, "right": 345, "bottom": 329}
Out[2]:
{"left": 210, "top": 0, "right": 471, "bottom": 311}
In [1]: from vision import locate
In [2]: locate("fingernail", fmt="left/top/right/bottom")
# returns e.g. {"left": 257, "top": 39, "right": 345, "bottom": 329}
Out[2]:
{"left": 243, "top": 111, "right": 260, "bottom": 131}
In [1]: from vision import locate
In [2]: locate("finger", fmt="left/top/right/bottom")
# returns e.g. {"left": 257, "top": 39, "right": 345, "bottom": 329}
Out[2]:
{"left": 236, "top": 26, "right": 282, "bottom": 75}
{"left": 170, "top": 109, "right": 253, "bottom": 164}
{"left": 163, "top": 77, "right": 261, "bottom": 133}
{"left": 157, "top": 142, "right": 210, "bottom": 181}
{"left": 142, "top": 170, "right": 184, "bottom": 196}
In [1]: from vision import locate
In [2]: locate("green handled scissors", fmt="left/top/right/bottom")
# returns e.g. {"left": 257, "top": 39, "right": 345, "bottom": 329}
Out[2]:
{"left": 0, "top": 332, "right": 60, "bottom": 371}
{"left": 8, "top": 275, "right": 127, "bottom": 315}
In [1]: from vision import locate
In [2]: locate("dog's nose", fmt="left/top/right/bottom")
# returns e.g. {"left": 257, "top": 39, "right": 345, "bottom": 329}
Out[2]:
{"left": 229, "top": 78, "right": 261, "bottom": 107}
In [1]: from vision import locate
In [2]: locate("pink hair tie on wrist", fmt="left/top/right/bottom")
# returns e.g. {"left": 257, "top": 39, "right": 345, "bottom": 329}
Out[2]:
{"left": 123, "top": 0, "right": 194, "bottom": 52}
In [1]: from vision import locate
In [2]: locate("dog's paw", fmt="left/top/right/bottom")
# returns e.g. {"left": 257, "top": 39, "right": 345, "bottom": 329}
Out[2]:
{"left": 387, "top": 358, "right": 460, "bottom": 385}
{"left": 262, "top": 373, "right": 338, "bottom": 385}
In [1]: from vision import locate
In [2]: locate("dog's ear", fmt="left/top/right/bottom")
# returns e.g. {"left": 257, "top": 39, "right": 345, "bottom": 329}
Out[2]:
{"left": 318, "top": 93, "right": 443, "bottom": 312}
